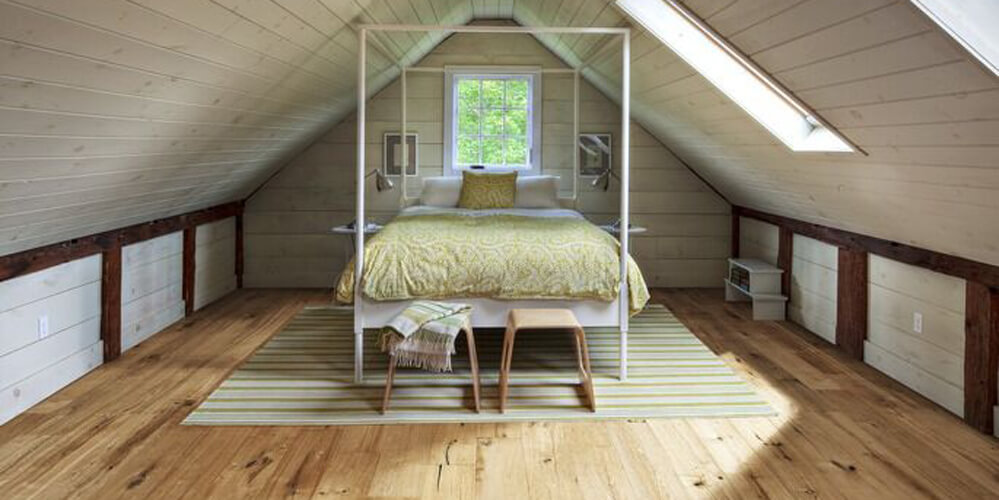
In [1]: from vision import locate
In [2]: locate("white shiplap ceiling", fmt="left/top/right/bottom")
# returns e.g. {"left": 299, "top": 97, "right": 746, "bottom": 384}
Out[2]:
{"left": 2, "top": 0, "right": 997, "bottom": 267}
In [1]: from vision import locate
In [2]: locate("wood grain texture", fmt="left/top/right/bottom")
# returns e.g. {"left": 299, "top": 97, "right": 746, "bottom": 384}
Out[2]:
{"left": 739, "top": 206, "right": 999, "bottom": 288}
{"left": 0, "top": 202, "right": 242, "bottom": 283}
{"left": 778, "top": 225, "right": 793, "bottom": 298}
{"left": 235, "top": 212, "right": 244, "bottom": 289}
{"left": 2, "top": 288, "right": 999, "bottom": 498}
{"left": 964, "top": 282, "right": 999, "bottom": 433}
{"left": 100, "top": 244, "right": 121, "bottom": 362}
{"left": 182, "top": 226, "right": 196, "bottom": 316}
{"left": 837, "top": 247, "right": 868, "bottom": 360}
{"left": 730, "top": 210, "right": 740, "bottom": 258}
{"left": 0, "top": 0, "right": 463, "bottom": 257}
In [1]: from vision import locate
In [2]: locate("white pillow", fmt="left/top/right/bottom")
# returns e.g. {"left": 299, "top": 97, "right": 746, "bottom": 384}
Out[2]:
{"left": 515, "top": 175, "right": 560, "bottom": 208}
{"left": 419, "top": 176, "right": 462, "bottom": 207}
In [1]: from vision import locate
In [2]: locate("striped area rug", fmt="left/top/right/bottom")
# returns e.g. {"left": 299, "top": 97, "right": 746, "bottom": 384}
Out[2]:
{"left": 184, "top": 304, "right": 774, "bottom": 425}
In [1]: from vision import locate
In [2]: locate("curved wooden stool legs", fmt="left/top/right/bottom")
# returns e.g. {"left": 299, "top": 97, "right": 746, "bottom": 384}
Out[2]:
{"left": 381, "top": 327, "right": 481, "bottom": 414}
{"left": 499, "top": 309, "right": 597, "bottom": 413}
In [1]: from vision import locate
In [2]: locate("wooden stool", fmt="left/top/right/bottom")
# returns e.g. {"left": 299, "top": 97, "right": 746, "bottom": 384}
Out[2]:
{"left": 499, "top": 309, "right": 596, "bottom": 413}
{"left": 381, "top": 326, "right": 481, "bottom": 414}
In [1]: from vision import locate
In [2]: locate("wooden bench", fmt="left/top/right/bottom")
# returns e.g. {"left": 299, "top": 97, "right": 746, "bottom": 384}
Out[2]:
{"left": 499, "top": 309, "right": 596, "bottom": 413}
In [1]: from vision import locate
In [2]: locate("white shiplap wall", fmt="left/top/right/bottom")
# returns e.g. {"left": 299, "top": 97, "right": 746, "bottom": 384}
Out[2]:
{"left": 789, "top": 234, "right": 838, "bottom": 344}
{"left": 245, "top": 30, "right": 730, "bottom": 288}
{"left": 739, "top": 217, "right": 779, "bottom": 266}
{"left": 194, "top": 217, "right": 237, "bottom": 311}
{"left": 866, "top": 255, "right": 966, "bottom": 416}
{"left": 0, "top": 255, "right": 103, "bottom": 424}
{"left": 121, "top": 232, "right": 184, "bottom": 351}
{"left": 0, "top": 0, "right": 470, "bottom": 258}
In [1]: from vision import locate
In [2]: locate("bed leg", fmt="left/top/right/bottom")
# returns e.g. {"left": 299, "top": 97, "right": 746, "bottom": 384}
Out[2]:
{"left": 354, "top": 330, "right": 364, "bottom": 384}
{"left": 619, "top": 326, "right": 628, "bottom": 382}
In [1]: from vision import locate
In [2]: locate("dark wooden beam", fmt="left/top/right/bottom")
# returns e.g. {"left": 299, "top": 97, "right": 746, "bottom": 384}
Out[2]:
{"left": 0, "top": 201, "right": 242, "bottom": 283}
{"left": 836, "top": 248, "right": 869, "bottom": 360}
{"left": 101, "top": 243, "right": 122, "bottom": 362}
{"left": 235, "top": 211, "right": 244, "bottom": 289}
{"left": 731, "top": 209, "right": 741, "bottom": 259}
{"left": 183, "top": 226, "right": 197, "bottom": 316}
{"left": 777, "top": 226, "right": 793, "bottom": 298}
{"left": 737, "top": 206, "right": 999, "bottom": 288}
{"left": 965, "top": 282, "right": 999, "bottom": 434}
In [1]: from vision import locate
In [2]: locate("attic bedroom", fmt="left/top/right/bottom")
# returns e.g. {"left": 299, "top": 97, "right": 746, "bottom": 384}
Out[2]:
{"left": 1, "top": 0, "right": 997, "bottom": 498}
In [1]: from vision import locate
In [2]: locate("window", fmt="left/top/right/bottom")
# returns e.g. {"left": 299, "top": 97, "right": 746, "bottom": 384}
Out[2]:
{"left": 909, "top": 0, "right": 999, "bottom": 77}
{"left": 615, "top": 0, "right": 854, "bottom": 153}
{"left": 444, "top": 67, "right": 542, "bottom": 173}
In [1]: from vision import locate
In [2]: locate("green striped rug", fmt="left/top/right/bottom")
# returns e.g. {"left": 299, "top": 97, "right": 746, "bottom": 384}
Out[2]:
{"left": 184, "top": 304, "right": 774, "bottom": 425}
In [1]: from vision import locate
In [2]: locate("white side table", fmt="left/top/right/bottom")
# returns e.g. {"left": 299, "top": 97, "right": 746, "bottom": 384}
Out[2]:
{"left": 332, "top": 223, "right": 383, "bottom": 265}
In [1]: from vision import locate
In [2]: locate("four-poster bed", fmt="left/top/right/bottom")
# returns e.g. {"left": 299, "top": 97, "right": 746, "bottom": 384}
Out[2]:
{"left": 352, "top": 24, "right": 633, "bottom": 383}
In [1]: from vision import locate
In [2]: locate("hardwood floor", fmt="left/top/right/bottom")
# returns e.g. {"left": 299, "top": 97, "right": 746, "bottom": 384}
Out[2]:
{"left": 1, "top": 289, "right": 997, "bottom": 499}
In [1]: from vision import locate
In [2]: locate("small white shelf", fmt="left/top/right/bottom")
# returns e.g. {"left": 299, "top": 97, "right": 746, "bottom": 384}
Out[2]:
{"left": 725, "top": 258, "right": 787, "bottom": 320}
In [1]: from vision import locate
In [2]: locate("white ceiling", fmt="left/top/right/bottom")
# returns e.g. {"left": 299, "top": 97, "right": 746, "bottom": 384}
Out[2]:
{"left": 2, "top": 0, "right": 997, "bottom": 266}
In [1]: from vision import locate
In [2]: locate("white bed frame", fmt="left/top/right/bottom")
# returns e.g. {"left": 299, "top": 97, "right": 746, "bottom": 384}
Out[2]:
{"left": 354, "top": 24, "right": 632, "bottom": 383}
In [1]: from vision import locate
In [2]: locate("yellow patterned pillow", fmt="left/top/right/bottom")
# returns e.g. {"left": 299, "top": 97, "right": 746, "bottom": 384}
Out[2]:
{"left": 457, "top": 171, "right": 518, "bottom": 209}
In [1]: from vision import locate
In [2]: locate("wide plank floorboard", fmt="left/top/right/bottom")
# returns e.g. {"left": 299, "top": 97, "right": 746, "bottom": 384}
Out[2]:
{"left": 0, "top": 288, "right": 997, "bottom": 499}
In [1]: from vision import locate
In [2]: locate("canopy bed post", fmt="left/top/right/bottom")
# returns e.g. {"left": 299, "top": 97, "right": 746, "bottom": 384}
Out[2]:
{"left": 352, "top": 24, "right": 633, "bottom": 385}
{"left": 572, "top": 68, "right": 580, "bottom": 208}
{"left": 619, "top": 30, "right": 631, "bottom": 381}
{"left": 400, "top": 67, "right": 408, "bottom": 208}
{"left": 354, "top": 27, "right": 367, "bottom": 383}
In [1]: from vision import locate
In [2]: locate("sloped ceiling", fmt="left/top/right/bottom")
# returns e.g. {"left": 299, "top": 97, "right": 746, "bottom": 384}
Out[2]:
{"left": 0, "top": 0, "right": 472, "bottom": 256}
{"left": 514, "top": 0, "right": 999, "bottom": 267}
{"left": 3, "top": 0, "right": 997, "bottom": 267}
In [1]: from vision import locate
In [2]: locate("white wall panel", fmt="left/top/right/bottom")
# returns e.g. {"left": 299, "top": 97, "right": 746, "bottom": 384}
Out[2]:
{"left": 789, "top": 234, "right": 838, "bottom": 344}
{"left": 866, "top": 255, "right": 966, "bottom": 416}
{"left": 194, "top": 217, "right": 237, "bottom": 310}
{"left": 121, "top": 232, "right": 184, "bottom": 351}
{"left": 0, "top": 256, "right": 102, "bottom": 424}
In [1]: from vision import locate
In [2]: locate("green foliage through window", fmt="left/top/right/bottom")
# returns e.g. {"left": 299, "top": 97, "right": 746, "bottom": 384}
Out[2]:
{"left": 452, "top": 75, "right": 532, "bottom": 168}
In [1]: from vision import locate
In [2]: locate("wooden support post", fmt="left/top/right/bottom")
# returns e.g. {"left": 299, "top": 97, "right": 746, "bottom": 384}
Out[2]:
{"left": 777, "top": 226, "right": 793, "bottom": 298}
{"left": 964, "top": 282, "right": 999, "bottom": 434}
{"left": 235, "top": 212, "right": 244, "bottom": 289}
{"left": 101, "top": 243, "right": 122, "bottom": 362}
{"left": 836, "top": 248, "right": 869, "bottom": 360}
{"left": 183, "top": 226, "right": 196, "bottom": 316}
{"left": 731, "top": 211, "right": 740, "bottom": 258}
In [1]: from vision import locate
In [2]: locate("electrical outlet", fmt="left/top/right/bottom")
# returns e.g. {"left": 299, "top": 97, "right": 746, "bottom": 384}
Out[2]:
{"left": 913, "top": 312, "right": 923, "bottom": 334}
{"left": 37, "top": 315, "right": 50, "bottom": 339}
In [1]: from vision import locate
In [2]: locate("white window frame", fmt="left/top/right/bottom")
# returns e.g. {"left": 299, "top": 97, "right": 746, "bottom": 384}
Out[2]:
{"left": 909, "top": 0, "right": 999, "bottom": 77}
{"left": 615, "top": 0, "right": 855, "bottom": 153}
{"left": 443, "top": 66, "right": 543, "bottom": 175}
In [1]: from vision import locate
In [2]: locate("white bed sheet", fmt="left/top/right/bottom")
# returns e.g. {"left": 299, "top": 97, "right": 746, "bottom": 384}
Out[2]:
{"left": 402, "top": 205, "right": 584, "bottom": 219}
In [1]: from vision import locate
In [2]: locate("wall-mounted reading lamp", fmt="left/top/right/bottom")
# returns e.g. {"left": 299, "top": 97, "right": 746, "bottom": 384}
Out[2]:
{"left": 364, "top": 168, "right": 394, "bottom": 192}
{"left": 591, "top": 167, "right": 619, "bottom": 191}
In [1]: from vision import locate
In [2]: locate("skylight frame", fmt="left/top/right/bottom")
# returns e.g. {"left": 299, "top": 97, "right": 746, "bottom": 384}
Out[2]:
{"left": 909, "top": 0, "right": 999, "bottom": 77}
{"left": 615, "top": 0, "right": 856, "bottom": 153}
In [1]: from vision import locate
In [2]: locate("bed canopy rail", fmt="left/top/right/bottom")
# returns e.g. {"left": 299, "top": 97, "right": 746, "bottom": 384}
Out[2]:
{"left": 355, "top": 24, "right": 631, "bottom": 383}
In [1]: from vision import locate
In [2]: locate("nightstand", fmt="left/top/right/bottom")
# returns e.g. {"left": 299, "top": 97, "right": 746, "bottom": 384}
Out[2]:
{"left": 331, "top": 223, "right": 383, "bottom": 264}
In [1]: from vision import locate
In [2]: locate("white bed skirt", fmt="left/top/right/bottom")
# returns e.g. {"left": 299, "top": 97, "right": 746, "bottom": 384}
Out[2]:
{"left": 358, "top": 296, "right": 622, "bottom": 328}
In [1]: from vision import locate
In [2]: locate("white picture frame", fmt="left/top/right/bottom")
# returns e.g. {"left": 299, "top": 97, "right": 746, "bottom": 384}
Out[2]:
{"left": 383, "top": 133, "right": 418, "bottom": 176}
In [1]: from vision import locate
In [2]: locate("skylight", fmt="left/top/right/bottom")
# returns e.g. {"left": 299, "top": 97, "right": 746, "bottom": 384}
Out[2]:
{"left": 615, "top": 0, "right": 854, "bottom": 153}
{"left": 909, "top": 0, "right": 999, "bottom": 77}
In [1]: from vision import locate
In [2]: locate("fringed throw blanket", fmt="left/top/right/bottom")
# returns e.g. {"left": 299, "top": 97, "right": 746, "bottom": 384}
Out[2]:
{"left": 379, "top": 301, "right": 471, "bottom": 372}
